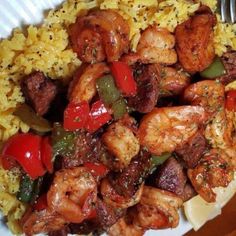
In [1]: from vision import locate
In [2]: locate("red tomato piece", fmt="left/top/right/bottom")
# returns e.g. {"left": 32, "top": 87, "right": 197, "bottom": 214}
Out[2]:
{"left": 41, "top": 137, "right": 53, "bottom": 173}
{"left": 226, "top": 90, "right": 236, "bottom": 112}
{"left": 84, "top": 162, "right": 109, "bottom": 177}
{"left": 1, "top": 155, "right": 19, "bottom": 170}
{"left": 86, "top": 100, "right": 112, "bottom": 133}
{"left": 64, "top": 101, "right": 90, "bottom": 131}
{"left": 33, "top": 194, "right": 47, "bottom": 211}
{"left": 2, "top": 133, "right": 45, "bottom": 179}
{"left": 110, "top": 61, "right": 137, "bottom": 96}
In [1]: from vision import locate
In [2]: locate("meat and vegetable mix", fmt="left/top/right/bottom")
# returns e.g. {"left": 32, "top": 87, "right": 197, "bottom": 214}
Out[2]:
{"left": 0, "top": 1, "right": 236, "bottom": 236}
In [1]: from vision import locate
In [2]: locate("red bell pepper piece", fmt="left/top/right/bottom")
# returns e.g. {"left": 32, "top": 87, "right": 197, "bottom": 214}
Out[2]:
{"left": 64, "top": 101, "right": 90, "bottom": 131}
{"left": 84, "top": 162, "right": 109, "bottom": 177}
{"left": 33, "top": 193, "right": 47, "bottom": 211}
{"left": 110, "top": 61, "right": 137, "bottom": 96}
{"left": 1, "top": 155, "right": 19, "bottom": 170}
{"left": 2, "top": 133, "right": 45, "bottom": 179}
{"left": 226, "top": 90, "right": 236, "bottom": 112}
{"left": 41, "top": 137, "right": 53, "bottom": 173}
{"left": 86, "top": 100, "right": 112, "bottom": 133}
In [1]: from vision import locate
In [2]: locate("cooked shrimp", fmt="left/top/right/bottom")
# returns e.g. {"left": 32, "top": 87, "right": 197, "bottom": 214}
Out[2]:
{"left": 47, "top": 167, "right": 97, "bottom": 223}
{"left": 100, "top": 178, "right": 143, "bottom": 209}
{"left": 121, "top": 26, "right": 177, "bottom": 65}
{"left": 183, "top": 80, "right": 225, "bottom": 117}
{"left": 108, "top": 217, "right": 145, "bottom": 236}
{"left": 188, "top": 149, "right": 234, "bottom": 203}
{"left": 102, "top": 116, "right": 140, "bottom": 170}
{"left": 133, "top": 186, "right": 183, "bottom": 229}
{"left": 159, "top": 66, "right": 190, "bottom": 97}
{"left": 138, "top": 106, "right": 208, "bottom": 155}
{"left": 69, "top": 10, "right": 129, "bottom": 63}
{"left": 205, "top": 110, "right": 234, "bottom": 149}
{"left": 183, "top": 80, "right": 235, "bottom": 149}
{"left": 23, "top": 208, "right": 67, "bottom": 235}
{"left": 68, "top": 63, "right": 109, "bottom": 103}
{"left": 175, "top": 6, "right": 216, "bottom": 73}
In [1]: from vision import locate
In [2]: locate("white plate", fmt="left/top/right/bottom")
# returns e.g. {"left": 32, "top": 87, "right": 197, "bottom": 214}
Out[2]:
{"left": 0, "top": 0, "right": 193, "bottom": 235}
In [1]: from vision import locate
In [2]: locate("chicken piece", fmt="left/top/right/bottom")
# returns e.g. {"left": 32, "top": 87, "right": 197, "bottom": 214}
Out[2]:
{"left": 68, "top": 63, "right": 109, "bottom": 103}
{"left": 183, "top": 80, "right": 225, "bottom": 118}
{"left": 121, "top": 26, "right": 177, "bottom": 65}
{"left": 188, "top": 149, "right": 234, "bottom": 202}
{"left": 102, "top": 116, "right": 140, "bottom": 170}
{"left": 175, "top": 6, "right": 216, "bottom": 73}
{"left": 128, "top": 63, "right": 161, "bottom": 113}
{"left": 69, "top": 10, "right": 129, "bottom": 63}
{"left": 138, "top": 106, "right": 208, "bottom": 155}
{"left": 159, "top": 66, "right": 190, "bottom": 97}
{"left": 133, "top": 186, "right": 183, "bottom": 229}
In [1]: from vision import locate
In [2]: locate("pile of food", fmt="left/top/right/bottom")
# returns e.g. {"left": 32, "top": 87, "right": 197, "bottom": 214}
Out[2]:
{"left": 0, "top": 0, "right": 236, "bottom": 235}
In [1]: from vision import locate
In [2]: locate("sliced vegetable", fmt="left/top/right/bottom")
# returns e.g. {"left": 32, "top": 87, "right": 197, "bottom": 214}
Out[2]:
{"left": 17, "top": 175, "right": 36, "bottom": 203}
{"left": 112, "top": 98, "right": 127, "bottom": 120}
{"left": 52, "top": 123, "right": 77, "bottom": 158}
{"left": 41, "top": 137, "right": 53, "bottom": 173}
{"left": 110, "top": 61, "right": 137, "bottom": 96}
{"left": 14, "top": 104, "right": 52, "bottom": 133}
{"left": 1, "top": 155, "right": 18, "bottom": 170}
{"left": 96, "top": 75, "right": 120, "bottom": 105}
{"left": 200, "top": 57, "right": 226, "bottom": 79}
{"left": 225, "top": 90, "right": 236, "bottom": 112}
{"left": 150, "top": 153, "right": 171, "bottom": 173}
{"left": 17, "top": 175, "right": 43, "bottom": 203}
{"left": 33, "top": 193, "right": 47, "bottom": 211}
{"left": 2, "top": 133, "right": 45, "bottom": 179}
{"left": 84, "top": 162, "right": 109, "bottom": 177}
{"left": 86, "top": 100, "right": 112, "bottom": 133}
{"left": 63, "top": 101, "right": 90, "bottom": 131}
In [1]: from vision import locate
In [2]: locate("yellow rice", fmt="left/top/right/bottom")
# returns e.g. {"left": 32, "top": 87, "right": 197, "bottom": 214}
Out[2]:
{"left": 0, "top": 167, "right": 26, "bottom": 234}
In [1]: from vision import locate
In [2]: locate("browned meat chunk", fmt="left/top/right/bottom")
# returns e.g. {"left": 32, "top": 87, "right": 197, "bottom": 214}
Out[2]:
{"left": 175, "top": 131, "right": 207, "bottom": 168}
{"left": 109, "top": 150, "right": 151, "bottom": 198}
{"left": 155, "top": 157, "right": 187, "bottom": 197}
{"left": 181, "top": 183, "right": 196, "bottom": 202}
{"left": 96, "top": 198, "right": 125, "bottom": 229}
{"left": 128, "top": 64, "right": 160, "bottom": 113}
{"left": 21, "top": 72, "right": 57, "bottom": 115}
{"left": 175, "top": 6, "right": 216, "bottom": 73}
{"left": 217, "top": 51, "right": 236, "bottom": 85}
{"left": 63, "top": 131, "right": 105, "bottom": 168}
